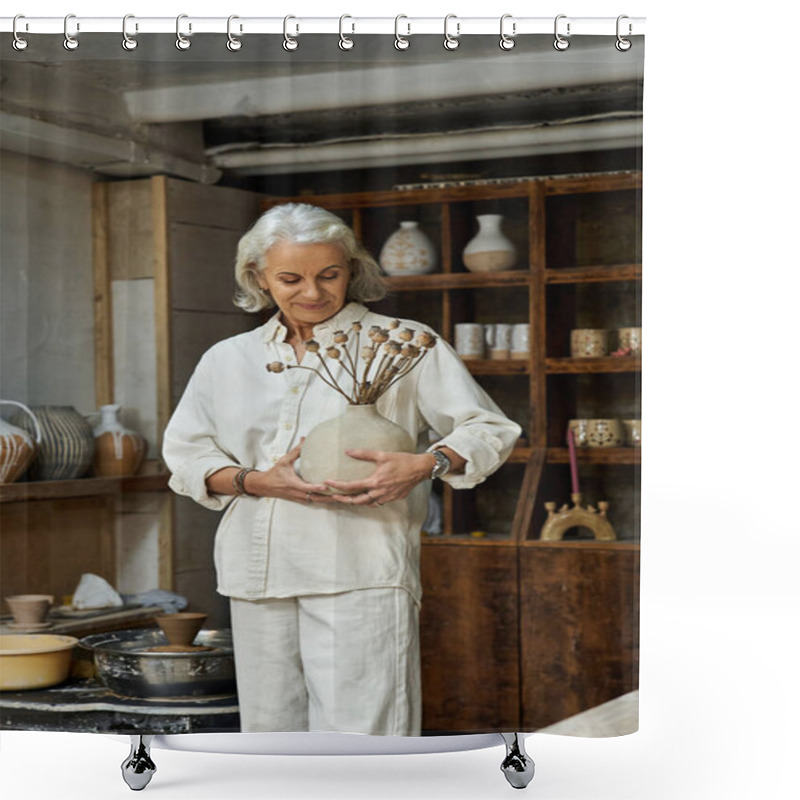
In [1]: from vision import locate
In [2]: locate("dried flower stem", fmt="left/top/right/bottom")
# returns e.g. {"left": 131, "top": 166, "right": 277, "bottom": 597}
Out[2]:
{"left": 285, "top": 365, "right": 354, "bottom": 402}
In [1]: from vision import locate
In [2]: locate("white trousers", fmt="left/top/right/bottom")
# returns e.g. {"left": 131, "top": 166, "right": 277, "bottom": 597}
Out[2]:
{"left": 229, "top": 588, "right": 421, "bottom": 735}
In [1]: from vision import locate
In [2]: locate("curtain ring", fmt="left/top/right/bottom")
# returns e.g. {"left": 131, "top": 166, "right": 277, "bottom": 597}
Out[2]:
{"left": 283, "top": 15, "right": 299, "bottom": 51}
{"left": 176, "top": 14, "right": 191, "bottom": 50}
{"left": 443, "top": 14, "right": 460, "bottom": 50}
{"left": 615, "top": 14, "right": 632, "bottom": 51}
{"left": 338, "top": 14, "right": 354, "bottom": 50}
{"left": 63, "top": 13, "right": 79, "bottom": 51}
{"left": 227, "top": 15, "right": 242, "bottom": 51}
{"left": 499, "top": 14, "right": 515, "bottom": 50}
{"left": 122, "top": 14, "right": 138, "bottom": 51}
{"left": 12, "top": 15, "right": 28, "bottom": 51}
{"left": 553, "top": 14, "right": 570, "bottom": 51}
{"left": 394, "top": 15, "right": 410, "bottom": 51}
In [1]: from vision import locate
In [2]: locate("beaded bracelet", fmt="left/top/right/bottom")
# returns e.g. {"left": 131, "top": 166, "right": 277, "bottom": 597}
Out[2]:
{"left": 233, "top": 467, "right": 256, "bottom": 497}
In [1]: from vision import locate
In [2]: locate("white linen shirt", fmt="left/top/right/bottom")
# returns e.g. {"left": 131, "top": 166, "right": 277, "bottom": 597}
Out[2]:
{"left": 162, "top": 302, "right": 521, "bottom": 604}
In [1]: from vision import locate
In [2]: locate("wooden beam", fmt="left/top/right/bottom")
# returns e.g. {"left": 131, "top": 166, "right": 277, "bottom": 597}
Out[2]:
{"left": 92, "top": 182, "right": 114, "bottom": 407}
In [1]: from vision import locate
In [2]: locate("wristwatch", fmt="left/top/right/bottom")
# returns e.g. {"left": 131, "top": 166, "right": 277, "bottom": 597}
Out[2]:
{"left": 430, "top": 449, "right": 452, "bottom": 480}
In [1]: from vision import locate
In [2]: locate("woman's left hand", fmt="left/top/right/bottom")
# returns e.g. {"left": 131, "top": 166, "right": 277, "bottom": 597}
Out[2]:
{"left": 324, "top": 450, "right": 434, "bottom": 507}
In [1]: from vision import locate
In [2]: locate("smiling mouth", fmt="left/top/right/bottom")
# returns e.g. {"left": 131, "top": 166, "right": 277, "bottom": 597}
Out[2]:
{"left": 297, "top": 302, "right": 329, "bottom": 310}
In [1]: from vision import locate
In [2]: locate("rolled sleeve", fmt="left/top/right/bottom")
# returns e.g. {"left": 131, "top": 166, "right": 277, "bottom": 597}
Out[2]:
{"left": 417, "top": 339, "right": 521, "bottom": 489}
{"left": 162, "top": 353, "right": 239, "bottom": 512}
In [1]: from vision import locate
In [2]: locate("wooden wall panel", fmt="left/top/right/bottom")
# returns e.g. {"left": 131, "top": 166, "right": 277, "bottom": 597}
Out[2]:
{"left": 1, "top": 497, "right": 116, "bottom": 607}
{"left": 420, "top": 544, "right": 519, "bottom": 732}
{"left": 519, "top": 543, "right": 639, "bottom": 730}
{"left": 107, "top": 180, "right": 156, "bottom": 280}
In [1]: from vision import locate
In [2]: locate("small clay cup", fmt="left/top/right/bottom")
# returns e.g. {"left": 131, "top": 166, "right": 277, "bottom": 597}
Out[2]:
{"left": 155, "top": 613, "right": 207, "bottom": 648}
{"left": 5, "top": 594, "right": 54, "bottom": 627}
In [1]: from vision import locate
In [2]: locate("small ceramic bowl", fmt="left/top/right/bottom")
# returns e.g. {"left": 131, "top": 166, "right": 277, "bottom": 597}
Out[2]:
{"left": 587, "top": 419, "right": 624, "bottom": 447}
{"left": 570, "top": 329, "right": 608, "bottom": 358}
{"left": 617, "top": 327, "right": 642, "bottom": 355}
{"left": 567, "top": 419, "right": 591, "bottom": 447}
{"left": 0, "top": 634, "right": 78, "bottom": 690}
{"left": 5, "top": 594, "right": 54, "bottom": 628}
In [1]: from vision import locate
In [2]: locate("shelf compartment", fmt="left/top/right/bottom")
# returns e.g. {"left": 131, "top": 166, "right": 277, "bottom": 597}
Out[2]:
{"left": 546, "top": 447, "right": 640, "bottom": 465}
{"left": 0, "top": 473, "right": 171, "bottom": 504}
{"left": 546, "top": 356, "right": 641, "bottom": 374}
{"left": 545, "top": 263, "right": 641, "bottom": 284}
{"left": 421, "top": 533, "right": 518, "bottom": 546}
{"left": 383, "top": 270, "right": 530, "bottom": 291}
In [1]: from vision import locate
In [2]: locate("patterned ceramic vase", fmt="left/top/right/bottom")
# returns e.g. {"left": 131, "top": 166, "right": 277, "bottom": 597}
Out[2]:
{"left": 299, "top": 404, "right": 415, "bottom": 493}
{"left": 0, "top": 400, "right": 42, "bottom": 483}
{"left": 379, "top": 221, "right": 437, "bottom": 276}
{"left": 92, "top": 404, "right": 147, "bottom": 477}
{"left": 10, "top": 405, "right": 95, "bottom": 481}
{"left": 462, "top": 214, "right": 517, "bottom": 273}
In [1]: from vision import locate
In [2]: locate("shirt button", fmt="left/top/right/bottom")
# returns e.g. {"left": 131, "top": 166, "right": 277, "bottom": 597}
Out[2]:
{"left": 284, "top": 423, "right": 292, "bottom": 430}
{"left": 290, "top": 386, "right": 300, "bottom": 395}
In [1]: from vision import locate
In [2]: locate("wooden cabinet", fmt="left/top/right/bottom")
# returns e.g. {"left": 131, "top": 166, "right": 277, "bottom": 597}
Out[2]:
{"left": 266, "top": 171, "right": 641, "bottom": 730}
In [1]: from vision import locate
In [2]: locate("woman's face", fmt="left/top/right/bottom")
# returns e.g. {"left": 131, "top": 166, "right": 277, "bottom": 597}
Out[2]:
{"left": 258, "top": 241, "right": 351, "bottom": 333}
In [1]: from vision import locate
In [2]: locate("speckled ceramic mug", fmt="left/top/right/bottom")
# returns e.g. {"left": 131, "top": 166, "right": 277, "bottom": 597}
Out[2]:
{"left": 587, "top": 419, "right": 624, "bottom": 447}
{"left": 570, "top": 329, "right": 608, "bottom": 358}
{"left": 617, "top": 327, "right": 642, "bottom": 355}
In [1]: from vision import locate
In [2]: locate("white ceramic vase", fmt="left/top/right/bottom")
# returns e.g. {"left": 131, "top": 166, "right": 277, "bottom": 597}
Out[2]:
{"left": 299, "top": 404, "right": 415, "bottom": 493}
{"left": 92, "top": 404, "right": 147, "bottom": 478}
{"left": 462, "top": 214, "right": 516, "bottom": 273}
{"left": 379, "top": 221, "right": 437, "bottom": 276}
{"left": 0, "top": 400, "right": 42, "bottom": 483}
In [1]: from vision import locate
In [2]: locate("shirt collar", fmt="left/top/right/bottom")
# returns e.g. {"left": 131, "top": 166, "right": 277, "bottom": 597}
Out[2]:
{"left": 261, "top": 302, "right": 369, "bottom": 344}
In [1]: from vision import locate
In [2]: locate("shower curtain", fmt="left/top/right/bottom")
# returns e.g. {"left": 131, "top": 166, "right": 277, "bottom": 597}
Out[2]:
{"left": 0, "top": 17, "right": 643, "bottom": 744}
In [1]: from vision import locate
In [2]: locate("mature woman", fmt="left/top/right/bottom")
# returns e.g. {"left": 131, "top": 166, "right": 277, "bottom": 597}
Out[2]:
{"left": 163, "top": 203, "right": 520, "bottom": 736}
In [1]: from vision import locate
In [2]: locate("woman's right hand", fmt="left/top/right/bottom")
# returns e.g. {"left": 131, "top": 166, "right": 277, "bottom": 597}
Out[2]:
{"left": 244, "top": 441, "right": 335, "bottom": 505}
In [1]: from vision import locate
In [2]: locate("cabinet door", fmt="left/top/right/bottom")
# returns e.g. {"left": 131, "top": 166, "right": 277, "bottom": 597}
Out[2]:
{"left": 420, "top": 544, "right": 519, "bottom": 731}
{"left": 519, "top": 543, "right": 639, "bottom": 729}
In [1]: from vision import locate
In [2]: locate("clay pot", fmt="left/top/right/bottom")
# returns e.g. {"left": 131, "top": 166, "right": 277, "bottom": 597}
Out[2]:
{"left": 9, "top": 405, "right": 95, "bottom": 481}
{"left": 299, "top": 404, "right": 415, "bottom": 493}
{"left": 91, "top": 404, "right": 147, "bottom": 477}
{"left": 379, "top": 221, "right": 437, "bottom": 276}
{"left": 0, "top": 400, "right": 42, "bottom": 483}
{"left": 155, "top": 613, "right": 208, "bottom": 649}
{"left": 462, "top": 214, "right": 517, "bottom": 273}
{"left": 5, "top": 594, "right": 54, "bottom": 628}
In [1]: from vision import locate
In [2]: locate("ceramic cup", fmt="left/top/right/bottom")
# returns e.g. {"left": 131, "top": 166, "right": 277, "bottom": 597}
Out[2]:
{"left": 617, "top": 327, "right": 642, "bottom": 355}
{"left": 454, "top": 323, "right": 484, "bottom": 358}
{"left": 570, "top": 329, "right": 609, "bottom": 358}
{"left": 486, "top": 323, "right": 512, "bottom": 360}
{"left": 511, "top": 324, "right": 530, "bottom": 360}
{"left": 587, "top": 419, "right": 624, "bottom": 447}
{"left": 568, "top": 419, "right": 591, "bottom": 447}
{"left": 5, "top": 594, "right": 54, "bottom": 627}
{"left": 623, "top": 419, "right": 641, "bottom": 447}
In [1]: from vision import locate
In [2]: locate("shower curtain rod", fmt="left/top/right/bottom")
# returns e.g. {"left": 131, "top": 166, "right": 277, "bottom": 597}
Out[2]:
{"left": 1, "top": 15, "right": 645, "bottom": 39}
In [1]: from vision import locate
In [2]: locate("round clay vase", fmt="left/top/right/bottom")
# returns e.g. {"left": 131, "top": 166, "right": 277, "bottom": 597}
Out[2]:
{"left": 155, "top": 613, "right": 208, "bottom": 651}
{"left": 462, "top": 214, "right": 517, "bottom": 273}
{"left": 0, "top": 400, "right": 42, "bottom": 483}
{"left": 9, "top": 406, "right": 95, "bottom": 481}
{"left": 299, "top": 404, "right": 415, "bottom": 493}
{"left": 92, "top": 404, "right": 147, "bottom": 478}
{"left": 379, "top": 221, "right": 437, "bottom": 276}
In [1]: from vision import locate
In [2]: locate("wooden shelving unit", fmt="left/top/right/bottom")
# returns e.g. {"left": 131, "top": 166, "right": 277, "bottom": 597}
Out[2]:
{"left": 0, "top": 472, "right": 170, "bottom": 504}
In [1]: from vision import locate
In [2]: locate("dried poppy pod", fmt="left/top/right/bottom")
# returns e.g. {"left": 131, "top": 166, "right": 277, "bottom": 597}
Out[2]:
{"left": 373, "top": 329, "right": 390, "bottom": 344}
{"left": 368, "top": 325, "right": 383, "bottom": 340}
{"left": 333, "top": 330, "right": 348, "bottom": 344}
{"left": 267, "top": 362, "right": 285, "bottom": 373}
{"left": 398, "top": 328, "right": 415, "bottom": 342}
{"left": 387, "top": 319, "right": 400, "bottom": 330}
{"left": 305, "top": 340, "right": 321, "bottom": 353}
{"left": 416, "top": 331, "right": 437, "bottom": 349}
{"left": 361, "top": 346, "right": 376, "bottom": 361}
{"left": 401, "top": 344, "right": 420, "bottom": 358}
{"left": 384, "top": 341, "right": 402, "bottom": 356}
{"left": 326, "top": 347, "right": 341, "bottom": 359}
{"left": 351, "top": 321, "right": 363, "bottom": 333}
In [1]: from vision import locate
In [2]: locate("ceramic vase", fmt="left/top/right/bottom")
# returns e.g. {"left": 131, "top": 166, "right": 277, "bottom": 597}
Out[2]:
{"left": 92, "top": 404, "right": 146, "bottom": 478}
{"left": 156, "top": 613, "right": 208, "bottom": 649}
{"left": 379, "top": 221, "right": 437, "bottom": 276}
{"left": 300, "top": 404, "right": 415, "bottom": 493}
{"left": 10, "top": 405, "right": 95, "bottom": 481}
{"left": 0, "top": 400, "right": 42, "bottom": 483}
{"left": 462, "top": 214, "right": 517, "bottom": 273}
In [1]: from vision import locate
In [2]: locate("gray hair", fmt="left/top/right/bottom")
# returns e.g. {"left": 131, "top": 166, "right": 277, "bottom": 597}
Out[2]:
{"left": 233, "top": 203, "right": 387, "bottom": 313}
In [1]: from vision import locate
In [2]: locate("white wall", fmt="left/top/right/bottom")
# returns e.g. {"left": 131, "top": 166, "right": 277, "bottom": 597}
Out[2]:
{"left": 0, "top": 150, "right": 96, "bottom": 413}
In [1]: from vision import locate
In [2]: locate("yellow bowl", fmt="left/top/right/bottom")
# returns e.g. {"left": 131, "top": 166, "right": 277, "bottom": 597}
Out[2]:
{"left": 0, "top": 634, "right": 78, "bottom": 690}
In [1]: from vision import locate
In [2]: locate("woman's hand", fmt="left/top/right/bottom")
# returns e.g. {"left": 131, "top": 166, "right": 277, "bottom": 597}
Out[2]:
{"left": 242, "top": 442, "right": 335, "bottom": 505}
{"left": 323, "top": 450, "right": 436, "bottom": 507}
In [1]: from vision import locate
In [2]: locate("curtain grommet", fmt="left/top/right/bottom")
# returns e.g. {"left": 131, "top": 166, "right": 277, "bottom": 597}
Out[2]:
{"left": 499, "top": 14, "right": 516, "bottom": 51}
{"left": 122, "top": 14, "right": 138, "bottom": 51}
{"left": 175, "top": 14, "right": 191, "bottom": 50}
{"left": 394, "top": 15, "right": 410, "bottom": 50}
{"left": 554, "top": 14, "right": 570, "bottom": 51}
{"left": 227, "top": 15, "right": 242, "bottom": 51}
{"left": 338, "top": 14, "right": 355, "bottom": 50}
{"left": 443, "top": 14, "right": 460, "bottom": 50}
{"left": 283, "top": 15, "right": 299, "bottom": 51}
{"left": 615, "top": 15, "right": 632, "bottom": 51}
{"left": 12, "top": 15, "right": 28, "bottom": 51}
{"left": 63, "top": 13, "right": 79, "bottom": 51}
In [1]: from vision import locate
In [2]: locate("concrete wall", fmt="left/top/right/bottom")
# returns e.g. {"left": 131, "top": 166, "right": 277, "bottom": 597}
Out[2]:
{"left": 0, "top": 150, "right": 96, "bottom": 412}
